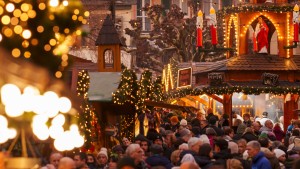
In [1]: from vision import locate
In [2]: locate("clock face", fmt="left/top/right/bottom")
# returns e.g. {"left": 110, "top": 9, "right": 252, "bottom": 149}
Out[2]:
{"left": 104, "top": 49, "right": 114, "bottom": 68}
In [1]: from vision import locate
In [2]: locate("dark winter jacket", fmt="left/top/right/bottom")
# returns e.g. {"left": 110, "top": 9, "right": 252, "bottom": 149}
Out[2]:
{"left": 145, "top": 155, "right": 173, "bottom": 169}
{"left": 213, "top": 149, "right": 233, "bottom": 168}
{"left": 210, "top": 125, "right": 224, "bottom": 136}
{"left": 232, "top": 133, "right": 243, "bottom": 141}
{"left": 273, "top": 125, "right": 285, "bottom": 141}
{"left": 242, "top": 132, "right": 258, "bottom": 142}
{"left": 252, "top": 151, "right": 272, "bottom": 169}
{"left": 196, "top": 156, "right": 213, "bottom": 169}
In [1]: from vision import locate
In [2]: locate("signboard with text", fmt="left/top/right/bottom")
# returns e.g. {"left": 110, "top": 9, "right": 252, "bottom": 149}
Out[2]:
{"left": 177, "top": 67, "right": 192, "bottom": 88}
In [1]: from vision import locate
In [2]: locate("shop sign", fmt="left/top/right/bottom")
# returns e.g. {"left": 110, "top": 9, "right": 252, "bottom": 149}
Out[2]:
{"left": 177, "top": 67, "right": 192, "bottom": 88}
{"left": 262, "top": 72, "right": 279, "bottom": 86}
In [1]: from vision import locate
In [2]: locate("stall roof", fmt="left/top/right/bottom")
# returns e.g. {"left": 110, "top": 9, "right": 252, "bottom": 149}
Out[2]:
{"left": 226, "top": 80, "right": 300, "bottom": 87}
{"left": 145, "top": 100, "right": 198, "bottom": 113}
{"left": 223, "top": 55, "right": 298, "bottom": 71}
{"left": 88, "top": 72, "right": 121, "bottom": 101}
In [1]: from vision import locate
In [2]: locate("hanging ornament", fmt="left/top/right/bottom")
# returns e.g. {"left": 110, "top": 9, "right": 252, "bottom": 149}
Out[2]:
{"left": 196, "top": 10, "right": 203, "bottom": 47}
{"left": 209, "top": 6, "right": 218, "bottom": 45}
{"left": 293, "top": 4, "right": 299, "bottom": 42}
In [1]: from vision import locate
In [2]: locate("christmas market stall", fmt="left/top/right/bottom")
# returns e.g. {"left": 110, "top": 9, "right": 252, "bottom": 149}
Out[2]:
{"left": 164, "top": 2, "right": 300, "bottom": 130}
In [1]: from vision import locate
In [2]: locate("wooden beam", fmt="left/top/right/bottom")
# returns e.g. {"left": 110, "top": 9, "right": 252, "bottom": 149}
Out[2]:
{"left": 180, "top": 98, "right": 196, "bottom": 107}
{"left": 207, "top": 94, "right": 223, "bottom": 104}
{"left": 189, "top": 96, "right": 209, "bottom": 107}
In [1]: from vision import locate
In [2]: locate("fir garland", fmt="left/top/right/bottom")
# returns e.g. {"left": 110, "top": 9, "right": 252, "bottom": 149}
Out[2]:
{"left": 164, "top": 85, "right": 300, "bottom": 99}
{"left": 218, "top": 5, "right": 293, "bottom": 18}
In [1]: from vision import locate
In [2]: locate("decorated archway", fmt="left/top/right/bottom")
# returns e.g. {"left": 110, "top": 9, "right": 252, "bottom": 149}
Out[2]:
{"left": 236, "top": 11, "right": 292, "bottom": 58}
{"left": 247, "top": 15, "right": 278, "bottom": 54}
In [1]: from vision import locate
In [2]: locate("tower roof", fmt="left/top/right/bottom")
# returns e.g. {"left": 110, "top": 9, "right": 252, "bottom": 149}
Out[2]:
{"left": 95, "top": 15, "right": 123, "bottom": 46}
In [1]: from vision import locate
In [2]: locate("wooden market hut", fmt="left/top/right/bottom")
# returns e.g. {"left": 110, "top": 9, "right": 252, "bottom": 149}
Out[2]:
{"left": 175, "top": 1, "right": 300, "bottom": 130}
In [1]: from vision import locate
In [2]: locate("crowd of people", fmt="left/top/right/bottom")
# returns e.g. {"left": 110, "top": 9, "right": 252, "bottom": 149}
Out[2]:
{"left": 40, "top": 108, "right": 300, "bottom": 169}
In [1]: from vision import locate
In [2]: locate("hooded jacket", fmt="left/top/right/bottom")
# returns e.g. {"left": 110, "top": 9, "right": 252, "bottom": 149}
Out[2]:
{"left": 260, "top": 147, "right": 280, "bottom": 169}
{"left": 252, "top": 151, "right": 272, "bottom": 169}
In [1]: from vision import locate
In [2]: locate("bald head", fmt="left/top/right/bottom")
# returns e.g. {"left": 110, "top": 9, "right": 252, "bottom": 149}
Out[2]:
{"left": 180, "top": 162, "right": 199, "bottom": 169}
{"left": 50, "top": 152, "right": 63, "bottom": 168}
{"left": 58, "top": 157, "right": 75, "bottom": 169}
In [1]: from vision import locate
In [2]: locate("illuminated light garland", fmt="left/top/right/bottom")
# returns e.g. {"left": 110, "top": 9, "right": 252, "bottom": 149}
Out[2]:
{"left": 0, "top": 0, "right": 88, "bottom": 77}
{"left": 226, "top": 14, "right": 239, "bottom": 55}
{"left": 218, "top": 5, "right": 293, "bottom": 17}
{"left": 76, "top": 70, "right": 100, "bottom": 149}
{"left": 165, "top": 85, "right": 300, "bottom": 100}
{"left": 162, "top": 64, "right": 175, "bottom": 92}
{"left": 287, "top": 12, "right": 291, "bottom": 58}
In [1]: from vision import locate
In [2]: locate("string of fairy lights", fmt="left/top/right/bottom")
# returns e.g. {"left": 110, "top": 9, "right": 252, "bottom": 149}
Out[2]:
{"left": 112, "top": 68, "right": 164, "bottom": 140}
{"left": 0, "top": 0, "right": 89, "bottom": 78}
{"left": 76, "top": 70, "right": 100, "bottom": 149}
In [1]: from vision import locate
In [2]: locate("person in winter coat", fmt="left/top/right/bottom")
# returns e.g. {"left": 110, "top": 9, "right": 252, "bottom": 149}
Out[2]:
{"left": 273, "top": 122, "right": 285, "bottom": 141}
{"left": 233, "top": 124, "right": 246, "bottom": 141}
{"left": 246, "top": 140, "right": 272, "bottom": 169}
{"left": 213, "top": 138, "right": 233, "bottom": 168}
{"left": 241, "top": 127, "right": 258, "bottom": 142}
{"left": 197, "top": 143, "right": 213, "bottom": 169}
{"left": 145, "top": 144, "right": 173, "bottom": 169}
{"left": 258, "top": 137, "right": 280, "bottom": 169}
{"left": 273, "top": 149, "right": 286, "bottom": 169}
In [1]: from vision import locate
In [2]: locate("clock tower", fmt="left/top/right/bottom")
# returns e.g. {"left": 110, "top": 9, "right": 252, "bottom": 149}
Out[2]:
{"left": 95, "top": 15, "right": 123, "bottom": 72}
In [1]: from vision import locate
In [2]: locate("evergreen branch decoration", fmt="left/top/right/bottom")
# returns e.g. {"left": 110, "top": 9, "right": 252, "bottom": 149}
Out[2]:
{"left": 152, "top": 76, "right": 164, "bottom": 102}
{"left": 165, "top": 85, "right": 300, "bottom": 99}
{"left": 136, "top": 70, "right": 153, "bottom": 113}
{"left": 112, "top": 68, "right": 138, "bottom": 105}
{"left": 77, "top": 70, "right": 90, "bottom": 98}
{"left": 76, "top": 70, "right": 99, "bottom": 149}
{"left": 217, "top": 5, "right": 293, "bottom": 18}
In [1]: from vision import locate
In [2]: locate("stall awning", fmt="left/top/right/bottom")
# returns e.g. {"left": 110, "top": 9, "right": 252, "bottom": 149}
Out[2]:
{"left": 88, "top": 72, "right": 121, "bottom": 101}
{"left": 144, "top": 100, "right": 198, "bottom": 114}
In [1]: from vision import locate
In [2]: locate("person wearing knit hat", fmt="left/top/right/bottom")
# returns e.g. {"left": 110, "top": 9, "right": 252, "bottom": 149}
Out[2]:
{"left": 152, "top": 133, "right": 163, "bottom": 145}
{"left": 180, "top": 119, "right": 188, "bottom": 128}
{"left": 273, "top": 149, "right": 286, "bottom": 169}
{"left": 97, "top": 147, "right": 108, "bottom": 168}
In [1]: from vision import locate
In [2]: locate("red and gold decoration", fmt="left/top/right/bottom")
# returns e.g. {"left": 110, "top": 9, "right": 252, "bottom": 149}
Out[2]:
{"left": 293, "top": 4, "right": 299, "bottom": 42}
{"left": 209, "top": 6, "right": 217, "bottom": 45}
{"left": 196, "top": 10, "right": 203, "bottom": 47}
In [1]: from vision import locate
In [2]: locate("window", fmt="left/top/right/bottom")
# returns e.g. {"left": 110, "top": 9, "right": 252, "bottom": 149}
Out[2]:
{"left": 137, "top": 0, "right": 151, "bottom": 31}
{"left": 172, "top": 0, "right": 188, "bottom": 17}
{"left": 104, "top": 49, "right": 114, "bottom": 68}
